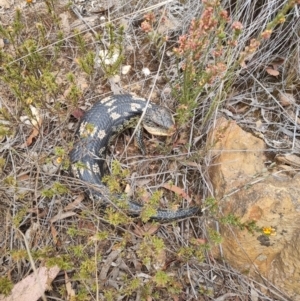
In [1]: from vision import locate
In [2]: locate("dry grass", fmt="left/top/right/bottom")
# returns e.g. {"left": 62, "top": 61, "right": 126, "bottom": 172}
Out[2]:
{"left": 0, "top": 0, "right": 299, "bottom": 300}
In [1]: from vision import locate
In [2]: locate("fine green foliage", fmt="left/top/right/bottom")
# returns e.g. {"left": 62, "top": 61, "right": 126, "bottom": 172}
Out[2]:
{"left": 102, "top": 160, "right": 134, "bottom": 225}
{"left": 203, "top": 197, "right": 219, "bottom": 215}
{"left": 153, "top": 270, "right": 171, "bottom": 287}
{"left": 207, "top": 228, "right": 223, "bottom": 244}
{"left": 102, "top": 160, "right": 130, "bottom": 192}
{"left": 140, "top": 190, "right": 161, "bottom": 222}
{"left": 0, "top": 277, "right": 13, "bottom": 296}
{"left": 220, "top": 213, "right": 261, "bottom": 233}
{"left": 96, "top": 23, "right": 125, "bottom": 77}
{"left": 46, "top": 255, "right": 74, "bottom": 270}
{"left": 0, "top": 10, "right": 62, "bottom": 111}
{"left": 12, "top": 207, "right": 28, "bottom": 227}
{"left": 137, "top": 235, "right": 165, "bottom": 267}
{"left": 177, "top": 243, "right": 207, "bottom": 263}
{"left": 104, "top": 207, "right": 129, "bottom": 226}
{"left": 41, "top": 182, "right": 68, "bottom": 198}
{"left": 77, "top": 258, "right": 97, "bottom": 279}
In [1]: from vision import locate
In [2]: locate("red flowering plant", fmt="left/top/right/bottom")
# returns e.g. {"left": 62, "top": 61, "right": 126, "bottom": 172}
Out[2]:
{"left": 172, "top": 0, "right": 299, "bottom": 125}
{"left": 172, "top": 0, "right": 243, "bottom": 124}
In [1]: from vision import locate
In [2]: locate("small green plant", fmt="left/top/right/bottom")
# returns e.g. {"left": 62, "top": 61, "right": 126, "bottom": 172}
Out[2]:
{"left": 0, "top": 277, "right": 13, "bottom": 296}
{"left": 177, "top": 244, "right": 206, "bottom": 263}
{"left": 207, "top": 228, "right": 223, "bottom": 244}
{"left": 0, "top": 125, "right": 11, "bottom": 139}
{"left": 74, "top": 29, "right": 88, "bottom": 54}
{"left": 172, "top": 2, "right": 240, "bottom": 125}
{"left": 46, "top": 255, "right": 74, "bottom": 270}
{"left": 220, "top": 213, "right": 261, "bottom": 233}
{"left": 104, "top": 207, "right": 129, "bottom": 226}
{"left": 136, "top": 235, "right": 165, "bottom": 267}
{"left": 12, "top": 207, "right": 28, "bottom": 227}
{"left": 0, "top": 157, "right": 5, "bottom": 172}
{"left": 96, "top": 23, "right": 125, "bottom": 77}
{"left": 151, "top": 271, "right": 183, "bottom": 295}
{"left": 41, "top": 182, "right": 68, "bottom": 198}
{"left": 78, "top": 51, "right": 95, "bottom": 76}
{"left": 75, "top": 288, "right": 91, "bottom": 301}
{"left": 203, "top": 197, "right": 218, "bottom": 215}
{"left": 10, "top": 249, "right": 28, "bottom": 261}
{"left": 140, "top": 190, "right": 162, "bottom": 222}
{"left": 3, "top": 175, "right": 16, "bottom": 187}
{"left": 54, "top": 146, "right": 70, "bottom": 169}
{"left": 101, "top": 160, "right": 135, "bottom": 224}
{"left": 77, "top": 258, "right": 97, "bottom": 279}
{"left": 70, "top": 245, "right": 85, "bottom": 258}
{"left": 93, "top": 230, "right": 109, "bottom": 241}
{"left": 199, "top": 285, "right": 214, "bottom": 297}
{"left": 32, "top": 246, "right": 55, "bottom": 260}
{"left": 66, "top": 224, "right": 96, "bottom": 238}
{"left": 103, "top": 289, "right": 118, "bottom": 301}
{"left": 102, "top": 160, "right": 130, "bottom": 194}
{"left": 121, "top": 278, "right": 141, "bottom": 295}
{"left": 140, "top": 12, "right": 168, "bottom": 50}
{"left": 0, "top": 8, "right": 65, "bottom": 115}
{"left": 153, "top": 270, "right": 171, "bottom": 287}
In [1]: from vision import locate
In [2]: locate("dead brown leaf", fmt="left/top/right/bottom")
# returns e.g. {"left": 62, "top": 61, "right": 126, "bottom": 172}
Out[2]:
{"left": 265, "top": 67, "right": 279, "bottom": 76}
{"left": 124, "top": 183, "right": 132, "bottom": 196}
{"left": 133, "top": 223, "right": 160, "bottom": 236}
{"left": 193, "top": 238, "right": 207, "bottom": 245}
{"left": 71, "top": 108, "right": 85, "bottom": 120}
{"left": 23, "top": 126, "right": 39, "bottom": 147}
{"left": 64, "top": 194, "right": 85, "bottom": 211}
{"left": 65, "top": 272, "right": 75, "bottom": 300}
{"left": 76, "top": 75, "right": 89, "bottom": 91}
{"left": 27, "top": 208, "right": 47, "bottom": 218}
{"left": 270, "top": 57, "right": 285, "bottom": 70}
{"left": 278, "top": 91, "right": 295, "bottom": 106}
{"left": 50, "top": 224, "right": 60, "bottom": 245}
{"left": 134, "top": 178, "right": 152, "bottom": 187}
{"left": 50, "top": 211, "right": 76, "bottom": 223}
{"left": 286, "top": 108, "right": 300, "bottom": 125}
{"left": 0, "top": 266, "right": 60, "bottom": 301}
{"left": 181, "top": 160, "right": 198, "bottom": 167}
{"left": 162, "top": 183, "right": 192, "bottom": 203}
{"left": 16, "top": 173, "right": 30, "bottom": 181}
{"left": 78, "top": 220, "right": 97, "bottom": 232}
{"left": 70, "top": 16, "right": 99, "bottom": 32}
{"left": 20, "top": 106, "right": 43, "bottom": 147}
{"left": 99, "top": 248, "right": 122, "bottom": 281}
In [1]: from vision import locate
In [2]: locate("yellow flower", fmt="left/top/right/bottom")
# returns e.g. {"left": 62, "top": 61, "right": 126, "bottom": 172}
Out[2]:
{"left": 56, "top": 157, "right": 62, "bottom": 164}
{"left": 262, "top": 227, "right": 276, "bottom": 236}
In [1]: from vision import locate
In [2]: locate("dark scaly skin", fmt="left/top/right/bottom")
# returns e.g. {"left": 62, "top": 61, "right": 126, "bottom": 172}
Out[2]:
{"left": 69, "top": 94, "right": 200, "bottom": 221}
